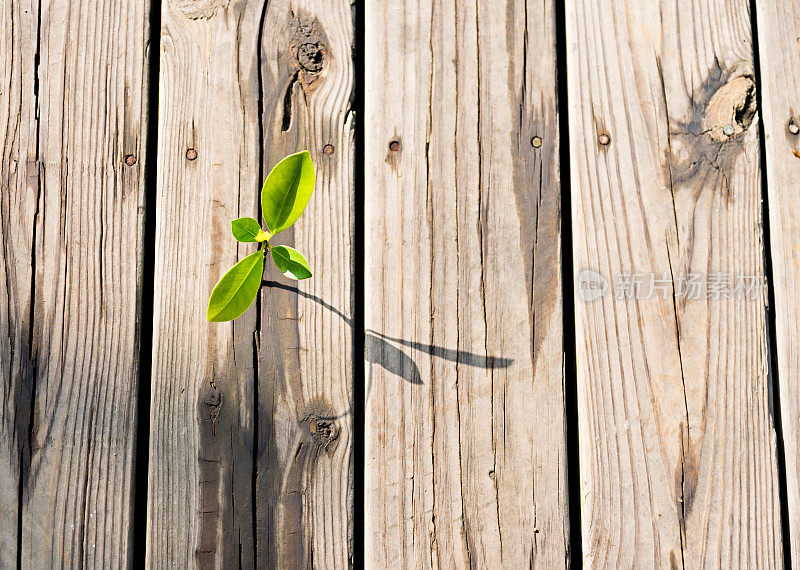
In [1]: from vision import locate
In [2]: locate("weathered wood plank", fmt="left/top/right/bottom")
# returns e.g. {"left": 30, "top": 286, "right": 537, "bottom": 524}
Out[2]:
{"left": 566, "top": 0, "right": 783, "bottom": 565}
{"left": 0, "top": 0, "right": 38, "bottom": 566}
{"left": 149, "top": 0, "right": 353, "bottom": 567}
{"left": 0, "top": 0, "right": 151, "bottom": 567}
{"left": 254, "top": 1, "right": 354, "bottom": 567}
{"left": 148, "top": 1, "right": 262, "bottom": 566}
{"left": 754, "top": 0, "right": 800, "bottom": 562}
{"left": 365, "top": 0, "right": 568, "bottom": 567}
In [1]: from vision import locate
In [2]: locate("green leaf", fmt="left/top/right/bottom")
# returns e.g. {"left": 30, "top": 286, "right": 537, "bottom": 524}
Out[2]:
{"left": 270, "top": 245, "right": 312, "bottom": 280}
{"left": 230, "top": 217, "right": 262, "bottom": 242}
{"left": 207, "top": 248, "right": 265, "bottom": 322}
{"left": 261, "top": 150, "right": 315, "bottom": 236}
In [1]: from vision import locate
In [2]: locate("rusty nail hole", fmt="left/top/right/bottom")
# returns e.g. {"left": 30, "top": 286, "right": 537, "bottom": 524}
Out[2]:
{"left": 186, "top": 148, "right": 198, "bottom": 161}
{"left": 789, "top": 122, "right": 799, "bottom": 135}
{"left": 323, "top": 144, "right": 335, "bottom": 155}
{"left": 389, "top": 140, "right": 401, "bottom": 152}
{"left": 531, "top": 136, "right": 542, "bottom": 148}
{"left": 124, "top": 154, "right": 137, "bottom": 166}
{"left": 598, "top": 133, "right": 611, "bottom": 146}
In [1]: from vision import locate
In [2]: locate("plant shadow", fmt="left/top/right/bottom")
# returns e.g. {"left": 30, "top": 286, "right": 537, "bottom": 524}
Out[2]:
{"left": 262, "top": 281, "right": 514, "bottom": 390}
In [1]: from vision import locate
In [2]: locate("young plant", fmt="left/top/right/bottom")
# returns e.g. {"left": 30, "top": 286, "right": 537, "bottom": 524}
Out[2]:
{"left": 207, "top": 150, "right": 315, "bottom": 322}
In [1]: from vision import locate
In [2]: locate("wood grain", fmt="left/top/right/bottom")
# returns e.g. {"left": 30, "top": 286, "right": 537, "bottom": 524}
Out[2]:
{"left": 753, "top": 0, "right": 800, "bottom": 563}
{"left": 0, "top": 0, "right": 151, "bottom": 567}
{"left": 364, "top": 0, "right": 568, "bottom": 566}
{"left": 254, "top": 0, "right": 354, "bottom": 567}
{"left": 0, "top": 0, "right": 38, "bottom": 566}
{"left": 566, "top": 0, "right": 784, "bottom": 565}
{"left": 148, "top": 0, "right": 262, "bottom": 566}
{"left": 149, "top": 0, "right": 353, "bottom": 567}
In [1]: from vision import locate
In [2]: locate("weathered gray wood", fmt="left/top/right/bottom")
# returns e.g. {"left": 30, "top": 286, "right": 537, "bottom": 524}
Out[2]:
{"left": 149, "top": 0, "right": 353, "bottom": 567}
{"left": 0, "top": 0, "right": 38, "bottom": 566}
{"left": 148, "top": 1, "right": 262, "bottom": 566}
{"left": 0, "top": 0, "right": 151, "bottom": 567}
{"left": 365, "top": 0, "right": 568, "bottom": 566}
{"left": 754, "top": 0, "right": 800, "bottom": 563}
{"left": 566, "top": 0, "right": 783, "bottom": 565}
{"left": 255, "top": 1, "right": 354, "bottom": 567}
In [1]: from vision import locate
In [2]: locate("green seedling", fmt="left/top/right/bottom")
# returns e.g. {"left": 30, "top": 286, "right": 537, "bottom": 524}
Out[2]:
{"left": 207, "top": 150, "right": 315, "bottom": 322}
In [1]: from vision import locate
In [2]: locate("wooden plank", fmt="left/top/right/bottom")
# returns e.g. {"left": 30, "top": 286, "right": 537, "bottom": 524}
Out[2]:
{"left": 254, "top": 1, "right": 354, "bottom": 567}
{"left": 566, "top": 0, "right": 784, "bottom": 566}
{"left": 365, "top": 0, "right": 568, "bottom": 567}
{"left": 0, "top": 0, "right": 38, "bottom": 565}
{"left": 0, "top": 0, "right": 151, "bottom": 566}
{"left": 149, "top": 0, "right": 354, "bottom": 567}
{"left": 753, "top": 0, "right": 800, "bottom": 563}
{"left": 148, "top": 1, "right": 262, "bottom": 566}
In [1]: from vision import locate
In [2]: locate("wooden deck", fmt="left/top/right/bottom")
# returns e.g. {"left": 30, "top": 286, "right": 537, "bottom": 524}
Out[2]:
{"left": 1, "top": 0, "right": 798, "bottom": 567}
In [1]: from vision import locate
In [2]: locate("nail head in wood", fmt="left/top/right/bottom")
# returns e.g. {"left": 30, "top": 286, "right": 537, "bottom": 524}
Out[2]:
{"left": 531, "top": 136, "right": 542, "bottom": 148}
{"left": 598, "top": 133, "right": 611, "bottom": 146}
{"left": 323, "top": 144, "right": 335, "bottom": 155}
{"left": 186, "top": 148, "right": 198, "bottom": 161}
{"left": 789, "top": 122, "right": 799, "bottom": 135}
{"left": 124, "top": 154, "right": 137, "bottom": 166}
{"left": 389, "top": 140, "right": 401, "bottom": 152}
{"left": 723, "top": 124, "right": 735, "bottom": 137}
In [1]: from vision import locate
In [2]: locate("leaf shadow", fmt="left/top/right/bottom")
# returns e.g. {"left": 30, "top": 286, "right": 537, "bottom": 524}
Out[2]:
{"left": 262, "top": 280, "right": 514, "bottom": 389}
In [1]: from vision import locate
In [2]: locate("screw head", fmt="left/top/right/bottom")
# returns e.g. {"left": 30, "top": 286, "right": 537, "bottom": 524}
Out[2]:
{"left": 531, "top": 136, "right": 542, "bottom": 148}
{"left": 723, "top": 124, "right": 735, "bottom": 137}
{"left": 789, "top": 122, "right": 799, "bottom": 135}
{"left": 598, "top": 133, "right": 611, "bottom": 146}
{"left": 389, "top": 140, "right": 401, "bottom": 152}
{"left": 323, "top": 144, "right": 335, "bottom": 155}
{"left": 124, "top": 154, "right": 137, "bottom": 166}
{"left": 186, "top": 148, "right": 198, "bottom": 161}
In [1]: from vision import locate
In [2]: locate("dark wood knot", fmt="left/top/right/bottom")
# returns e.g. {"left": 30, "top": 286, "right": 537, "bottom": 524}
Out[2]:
{"left": 297, "top": 42, "right": 324, "bottom": 73}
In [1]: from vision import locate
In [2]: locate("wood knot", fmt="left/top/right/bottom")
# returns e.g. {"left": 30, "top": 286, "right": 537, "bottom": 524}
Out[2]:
{"left": 662, "top": 68, "right": 755, "bottom": 202}
{"left": 298, "top": 398, "right": 341, "bottom": 451}
{"left": 289, "top": 18, "right": 328, "bottom": 94}
{"left": 297, "top": 42, "right": 324, "bottom": 73}
{"left": 169, "top": 0, "right": 228, "bottom": 20}
{"left": 702, "top": 76, "right": 756, "bottom": 141}
{"left": 201, "top": 382, "right": 222, "bottom": 409}
{"left": 201, "top": 381, "right": 223, "bottom": 435}
{"left": 308, "top": 417, "right": 339, "bottom": 447}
